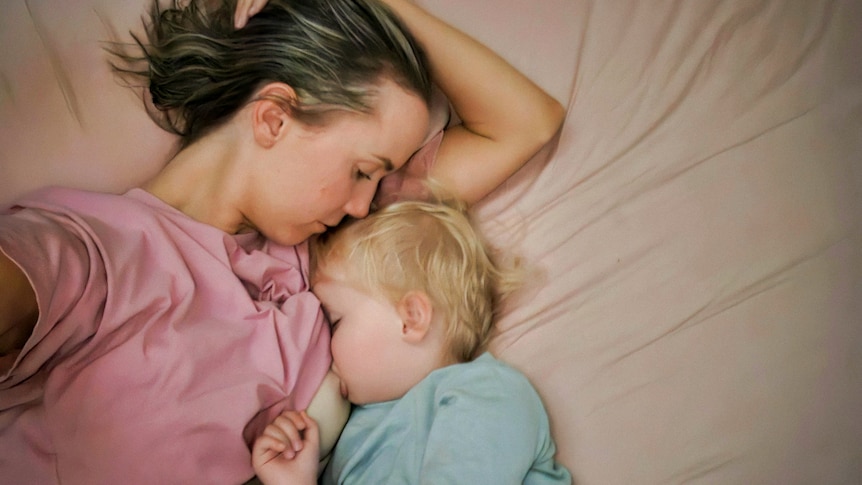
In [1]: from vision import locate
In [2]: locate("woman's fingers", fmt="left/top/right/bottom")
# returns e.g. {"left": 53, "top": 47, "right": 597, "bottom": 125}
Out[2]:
{"left": 234, "top": 0, "right": 268, "bottom": 29}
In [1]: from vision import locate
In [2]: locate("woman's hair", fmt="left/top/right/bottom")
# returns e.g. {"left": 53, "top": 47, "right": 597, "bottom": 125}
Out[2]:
{"left": 312, "top": 200, "right": 522, "bottom": 362}
{"left": 111, "top": 0, "right": 432, "bottom": 146}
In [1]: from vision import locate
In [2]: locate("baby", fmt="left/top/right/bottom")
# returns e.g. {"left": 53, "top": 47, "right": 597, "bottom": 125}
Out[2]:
{"left": 252, "top": 200, "right": 572, "bottom": 484}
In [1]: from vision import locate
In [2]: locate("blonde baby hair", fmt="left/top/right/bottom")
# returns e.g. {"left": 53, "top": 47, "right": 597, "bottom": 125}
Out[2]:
{"left": 312, "top": 200, "right": 519, "bottom": 362}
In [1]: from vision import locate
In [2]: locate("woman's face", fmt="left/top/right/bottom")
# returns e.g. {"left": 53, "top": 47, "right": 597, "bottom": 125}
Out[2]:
{"left": 248, "top": 79, "right": 430, "bottom": 246}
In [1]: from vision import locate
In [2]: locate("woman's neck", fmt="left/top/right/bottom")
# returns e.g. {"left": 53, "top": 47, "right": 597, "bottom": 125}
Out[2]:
{"left": 142, "top": 133, "right": 249, "bottom": 234}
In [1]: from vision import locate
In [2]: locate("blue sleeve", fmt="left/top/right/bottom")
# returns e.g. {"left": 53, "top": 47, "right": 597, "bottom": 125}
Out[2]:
{"left": 418, "top": 360, "right": 571, "bottom": 485}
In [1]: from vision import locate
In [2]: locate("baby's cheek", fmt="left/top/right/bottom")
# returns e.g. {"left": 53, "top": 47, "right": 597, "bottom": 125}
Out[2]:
{"left": 329, "top": 332, "right": 355, "bottom": 370}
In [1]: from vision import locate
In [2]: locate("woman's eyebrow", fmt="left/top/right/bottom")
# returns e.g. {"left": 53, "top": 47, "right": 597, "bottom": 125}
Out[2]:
{"left": 373, "top": 155, "right": 394, "bottom": 172}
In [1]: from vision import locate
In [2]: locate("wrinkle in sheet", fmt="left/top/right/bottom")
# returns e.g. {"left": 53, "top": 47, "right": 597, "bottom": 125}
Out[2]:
{"left": 556, "top": 241, "right": 666, "bottom": 370}
{"left": 664, "top": 234, "right": 851, "bottom": 342}
{"left": 706, "top": 0, "right": 834, "bottom": 105}
{"left": 548, "top": 2, "right": 764, "bottom": 215}
{"left": 94, "top": 7, "right": 122, "bottom": 48}
{"left": 585, "top": 219, "right": 851, "bottom": 383}
{"left": 492, "top": 303, "right": 566, "bottom": 353}
{"left": 748, "top": 1, "right": 834, "bottom": 101}
{"left": 582, "top": 373, "right": 667, "bottom": 420}
{"left": 583, "top": 101, "right": 814, "bottom": 250}
{"left": 494, "top": 234, "right": 660, "bottom": 354}
{"left": 664, "top": 454, "right": 736, "bottom": 484}
{"left": 0, "top": 72, "right": 12, "bottom": 105}
{"left": 624, "top": 1, "right": 723, "bottom": 133}
{"left": 24, "top": 0, "right": 83, "bottom": 128}
{"left": 701, "top": 0, "right": 770, "bottom": 75}
{"left": 642, "top": 106, "right": 814, "bottom": 197}
{"left": 571, "top": 1, "right": 730, "bottom": 179}
{"left": 539, "top": 1, "right": 591, "bottom": 188}
{"left": 649, "top": 0, "right": 724, "bottom": 86}
{"left": 575, "top": 0, "right": 833, "bottom": 213}
{"left": 605, "top": 2, "right": 762, "bottom": 172}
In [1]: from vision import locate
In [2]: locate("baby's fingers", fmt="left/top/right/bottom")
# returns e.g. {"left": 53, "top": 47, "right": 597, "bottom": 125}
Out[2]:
{"left": 251, "top": 434, "right": 288, "bottom": 465}
{"left": 298, "top": 411, "right": 320, "bottom": 450}
{"left": 271, "top": 412, "right": 308, "bottom": 452}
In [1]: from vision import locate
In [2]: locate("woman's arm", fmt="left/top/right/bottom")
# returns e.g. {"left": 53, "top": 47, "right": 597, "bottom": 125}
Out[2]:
{"left": 0, "top": 251, "right": 38, "bottom": 355}
{"left": 380, "top": 0, "right": 566, "bottom": 205}
{"left": 235, "top": 0, "right": 565, "bottom": 206}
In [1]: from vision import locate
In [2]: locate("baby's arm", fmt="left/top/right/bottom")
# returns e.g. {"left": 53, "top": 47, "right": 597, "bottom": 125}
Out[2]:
{"left": 252, "top": 411, "right": 320, "bottom": 485}
{"left": 421, "top": 362, "right": 571, "bottom": 483}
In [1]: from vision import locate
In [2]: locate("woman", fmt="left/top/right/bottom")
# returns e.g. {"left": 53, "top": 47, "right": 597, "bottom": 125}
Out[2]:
{"left": 0, "top": 0, "right": 564, "bottom": 483}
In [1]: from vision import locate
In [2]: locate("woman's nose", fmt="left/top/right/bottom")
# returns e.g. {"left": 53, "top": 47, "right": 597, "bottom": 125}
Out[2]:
{"left": 343, "top": 184, "right": 376, "bottom": 219}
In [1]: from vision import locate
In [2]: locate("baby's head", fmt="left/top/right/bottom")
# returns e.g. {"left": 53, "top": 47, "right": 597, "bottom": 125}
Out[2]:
{"left": 311, "top": 200, "right": 512, "bottom": 403}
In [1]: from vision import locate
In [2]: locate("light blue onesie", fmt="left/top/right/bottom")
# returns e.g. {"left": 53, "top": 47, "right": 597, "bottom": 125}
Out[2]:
{"left": 322, "top": 352, "right": 572, "bottom": 484}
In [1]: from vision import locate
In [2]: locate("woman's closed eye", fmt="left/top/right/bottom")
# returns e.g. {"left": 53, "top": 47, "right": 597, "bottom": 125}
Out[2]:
{"left": 355, "top": 169, "right": 372, "bottom": 181}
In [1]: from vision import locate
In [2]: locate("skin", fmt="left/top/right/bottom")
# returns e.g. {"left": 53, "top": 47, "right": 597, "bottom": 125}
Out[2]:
{"left": 381, "top": 0, "right": 567, "bottom": 204}
{"left": 237, "top": 0, "right": 567, "bottom": 206}
{"left": 252, "top": 410, "right": 321, "bottom": 484}
{"left": 1, "top": 0, "right": 568, "bottom": 479}
{"left": 0, "top": 79, "right": 430, "bottom": 358}
{"left": 315, "top": 273, "right": 445, "bottom": 406}
{"left": 253, "top": 263, "right": 448, "bottom": 485}
{"left": 230, "top": 2, "right": 570, "bottom": 482}
{"left": 144, "top": 81, "right": 430, "bottom": 247}
{"left": 1, "top": 0, "right": 566, "bottom": 355}
{"left": 0, "top": 0, "right": 569, "bottom": 480}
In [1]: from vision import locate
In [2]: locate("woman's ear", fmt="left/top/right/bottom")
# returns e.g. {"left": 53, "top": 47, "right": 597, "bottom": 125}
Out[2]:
{"left": 252, "top": 82, "right": 297, "bottom": 148}
{"left": 396, "top": 290, "right": 433, "bottom": 343}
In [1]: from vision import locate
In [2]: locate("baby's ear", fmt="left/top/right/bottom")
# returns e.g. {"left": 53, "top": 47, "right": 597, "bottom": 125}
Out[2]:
{"left": 396, "top": 290, "right": 433, "bottom": 343}
{"left": 252, "top": 82, "right": 296, "bottom": 148}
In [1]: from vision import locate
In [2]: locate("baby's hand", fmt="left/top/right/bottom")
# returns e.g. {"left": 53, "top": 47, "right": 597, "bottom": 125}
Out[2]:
{"left": 252, "top": 410, "right": 320, "bottom": 485}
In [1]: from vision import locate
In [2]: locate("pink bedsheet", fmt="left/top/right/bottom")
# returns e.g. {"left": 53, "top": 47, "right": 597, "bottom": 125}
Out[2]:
{"left": 2, "top": 0, "right": 861, "bottom": 483}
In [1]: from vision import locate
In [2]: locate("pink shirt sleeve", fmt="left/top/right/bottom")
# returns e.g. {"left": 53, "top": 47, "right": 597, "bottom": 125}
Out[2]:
{"left": 0, "top": 188, "right": 331, "bottom": 484}
{"left": 0, "top": 205, "right": 104, "bottom": 384}
{"left": 374, "top": 84, "right": 449, "bottom": 207}
{"left": 374, "top": 129, "right": 444, "bottom": 207}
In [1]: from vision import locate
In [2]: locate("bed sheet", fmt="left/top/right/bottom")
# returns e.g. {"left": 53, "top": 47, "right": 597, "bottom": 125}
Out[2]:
{"left": 2, "top": 0, "right": 861, "bottom": 483}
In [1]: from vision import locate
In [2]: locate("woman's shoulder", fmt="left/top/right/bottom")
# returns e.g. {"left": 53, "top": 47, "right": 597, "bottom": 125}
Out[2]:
{"left": 9, "top": 186, "right": 164, "bottom": 222}
{"left": 9, "top": 186, "right": 122, "bottom": 210}
{"left": 8, "top": 186, "right": 226, "bottom": 237}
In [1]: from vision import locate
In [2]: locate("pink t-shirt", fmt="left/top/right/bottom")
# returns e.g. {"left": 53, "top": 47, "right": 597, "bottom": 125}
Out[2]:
{"left": 0, "top": 187, "right": 330, "bottom": 484}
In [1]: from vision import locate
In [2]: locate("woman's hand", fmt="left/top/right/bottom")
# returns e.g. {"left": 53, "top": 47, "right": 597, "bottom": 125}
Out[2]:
{"left": 252, "top": 411, "right": 320, "bottom": 485}
{"left": 234, "top": 0, "right": 268, "bottom": 29}
{"left": 232, "top": 0, "right": 565, "bottom": 206}
{"left": 378, "top": 0, "right": 565, "bottom": 206}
